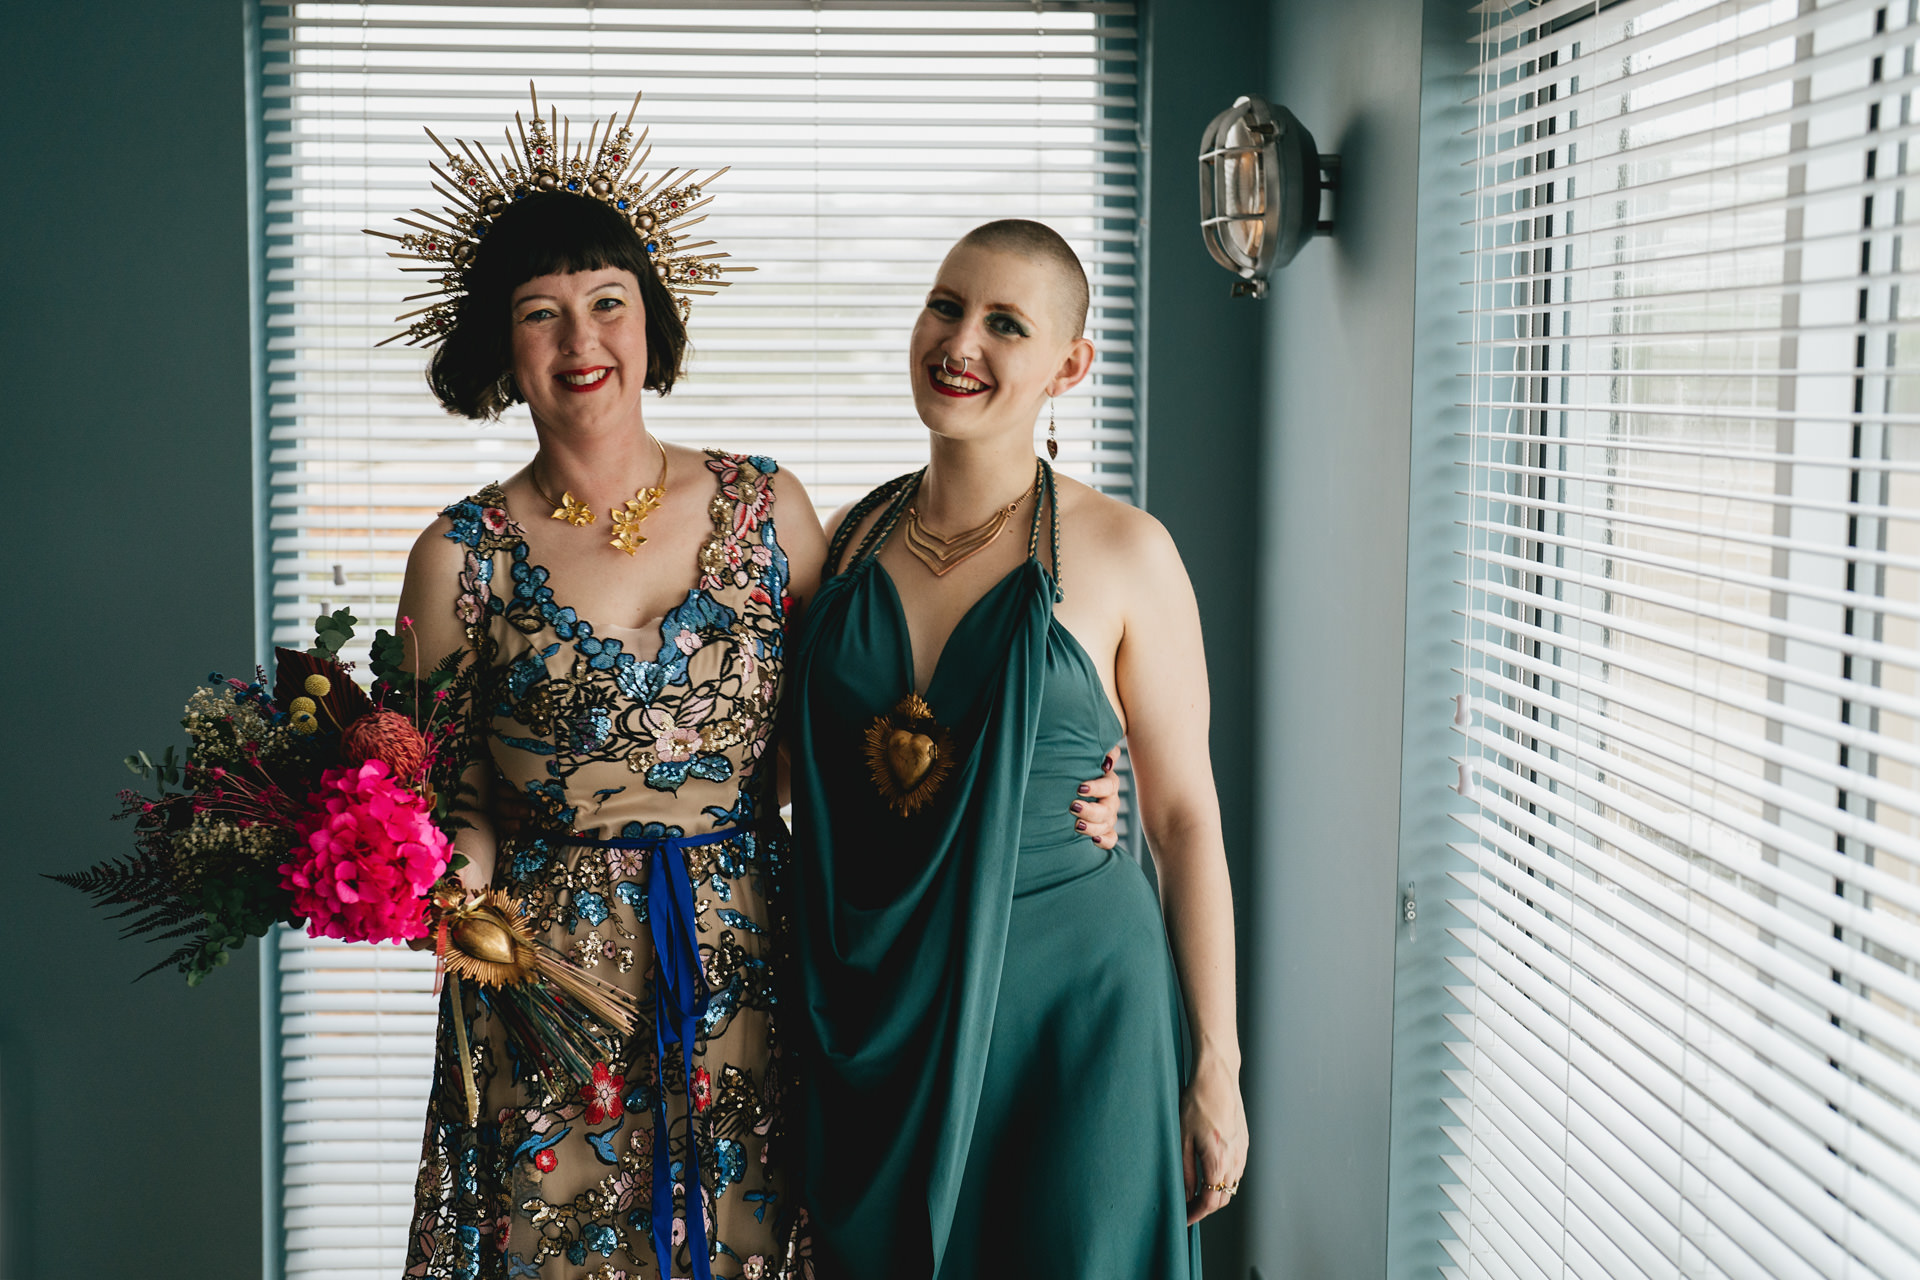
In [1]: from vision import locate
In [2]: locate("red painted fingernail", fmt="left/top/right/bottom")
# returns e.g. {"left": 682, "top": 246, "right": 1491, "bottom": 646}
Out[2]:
{"left": 1103, "top": 758, "right": 1115, "bottom": 773}
{"left": 1078, "top": 782, "right": 1092, "bottom": 795}
{"left": 1075, "top": 820, "right": 1088, "bottom": 832}
{"left": 1071, "top": 801, "right": 1084, "bottom": 813}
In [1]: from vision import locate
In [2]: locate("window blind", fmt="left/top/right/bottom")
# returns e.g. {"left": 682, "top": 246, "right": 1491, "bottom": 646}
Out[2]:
{"left": 1451, "top": 2, "right": 1920, "bottom": 1278}
{"left": 257, "top": 3, "right": 1139, "bottom": 1274}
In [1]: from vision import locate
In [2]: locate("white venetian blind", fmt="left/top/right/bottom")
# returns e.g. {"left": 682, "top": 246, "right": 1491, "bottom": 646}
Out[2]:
{"left": 1451, "top": 1, "right": 1920, "bottom": 1278}
{"left": 257, "top": 3, "right": 1139, "bottom": 1275}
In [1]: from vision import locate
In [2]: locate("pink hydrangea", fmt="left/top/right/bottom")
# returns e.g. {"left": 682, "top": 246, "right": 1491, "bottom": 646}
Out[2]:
{"left": 280, "top": 760, "right": 450, "bottom": 944}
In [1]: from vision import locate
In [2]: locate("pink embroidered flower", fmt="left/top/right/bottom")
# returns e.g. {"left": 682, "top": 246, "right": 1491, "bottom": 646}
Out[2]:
{"left": 730, "top": 481, "right": 773, "bottom": 536}
{"left": 743, "top": 1258, "right": 767, "bottom": 1280}
{"left": 481, "top": 506, "right": 509, "bottom": 533}
{"left": 607, "top": 847, "right": 647, "bottom": 879}
{"left": 707, "top": 454, "right": 775, "bottom": 536}
{"left": 582, "top": 1061, "right": 626, "bottom": 1124}
{"left": 653, "top": 724, "right": 703, "bottom": 763}
{"left": 673, "top": 628, "right": 703, "bottom": 656}
{"left": 493, "top": 1216, "right": 511, "bottom": 1251}
{"left": 691, "top": 1066, "right": 713, "bottom": 1112}
{"left": 280, "top": 760, "right": 450, "bottom": 944}
{"left": 456, "top": 561, "right": 485, "bottom": 624}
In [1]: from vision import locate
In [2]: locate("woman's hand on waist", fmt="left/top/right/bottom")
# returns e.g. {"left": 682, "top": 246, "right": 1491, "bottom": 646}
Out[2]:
{"left": 1068, "top": 748, "right": 1122, "bottom": 849}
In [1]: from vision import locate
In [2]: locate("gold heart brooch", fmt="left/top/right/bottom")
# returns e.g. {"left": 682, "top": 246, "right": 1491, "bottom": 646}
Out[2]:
{"left": 863, "top": 692, "right": 954, "bottom": 817}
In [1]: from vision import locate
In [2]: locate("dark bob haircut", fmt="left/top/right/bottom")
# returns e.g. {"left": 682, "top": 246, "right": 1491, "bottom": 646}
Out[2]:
{"left": 427, "top": 192, "right": 689, "bottom": 420}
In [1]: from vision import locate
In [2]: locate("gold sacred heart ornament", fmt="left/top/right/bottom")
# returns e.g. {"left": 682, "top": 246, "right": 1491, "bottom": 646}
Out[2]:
{"left": 887, "top": 729, "right": 937, "bottom": 789}
{"left": 865, "top": 692, "right": 955, "bottom": 817}
{"left": 437, "top": 890, "right": 541, "bottom": 988}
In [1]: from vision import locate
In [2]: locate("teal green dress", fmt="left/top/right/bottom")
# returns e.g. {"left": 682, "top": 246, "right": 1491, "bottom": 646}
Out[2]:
{"left": 785, "top": 464, "right": 1200, "bottom": 1279}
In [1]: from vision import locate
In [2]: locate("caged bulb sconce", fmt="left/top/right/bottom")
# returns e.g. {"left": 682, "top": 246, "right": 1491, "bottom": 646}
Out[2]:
{"left": 1198, "top": 95, "right": 1338, "bottom": 297}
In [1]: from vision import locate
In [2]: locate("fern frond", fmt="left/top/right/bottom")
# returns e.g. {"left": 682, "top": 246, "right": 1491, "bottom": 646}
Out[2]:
{"left": 46, "top": 852, "right": 180, "bottom": 906}
{"left": 137, "top": 941, "right": 204, "bottom": 983}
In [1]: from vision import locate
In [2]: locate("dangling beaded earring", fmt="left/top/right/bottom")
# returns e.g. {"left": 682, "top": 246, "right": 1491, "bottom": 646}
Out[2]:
{"left": 1046, "top": 396, "right": 1058, "bottom": 461}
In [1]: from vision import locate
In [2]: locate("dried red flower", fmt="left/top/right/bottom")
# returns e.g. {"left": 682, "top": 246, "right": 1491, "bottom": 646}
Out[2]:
{"left": 341, "top": 710, "right": 428, "bottom": 782}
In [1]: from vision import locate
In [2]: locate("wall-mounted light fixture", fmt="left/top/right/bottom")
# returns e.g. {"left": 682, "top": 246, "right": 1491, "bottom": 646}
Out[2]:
{"left": 1198, "top": 95, "right": 1337, "bottom": 297}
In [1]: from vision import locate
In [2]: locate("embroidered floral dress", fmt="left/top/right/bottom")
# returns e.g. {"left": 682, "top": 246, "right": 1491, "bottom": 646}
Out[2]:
{"left": 407, "top": 451, "right": 795, "bottom": 1280}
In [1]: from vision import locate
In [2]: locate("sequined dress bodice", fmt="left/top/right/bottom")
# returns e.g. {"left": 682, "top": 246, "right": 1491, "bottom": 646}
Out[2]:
{"left": 407, "top": 450, "right": 799, "bottom": 1280}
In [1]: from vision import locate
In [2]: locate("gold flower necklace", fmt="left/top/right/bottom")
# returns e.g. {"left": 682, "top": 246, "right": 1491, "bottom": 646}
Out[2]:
{"left": 530, "top": 436, "right": 670, "bottom": 556}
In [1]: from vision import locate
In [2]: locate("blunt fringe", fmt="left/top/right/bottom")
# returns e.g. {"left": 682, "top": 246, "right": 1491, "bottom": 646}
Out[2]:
{"left": 427, "top": 193, "right": 689, "bottom": 420}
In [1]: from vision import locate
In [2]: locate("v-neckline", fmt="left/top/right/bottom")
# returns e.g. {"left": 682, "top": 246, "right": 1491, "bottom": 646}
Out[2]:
{"left": 497, "top": 480, "right": 707, "bottom": 649}
{"left": 870, "top": 557, "right": 1040, "bottom": 700}
{"left": 866, "top": 557, "right": 1125, "bottom": 740}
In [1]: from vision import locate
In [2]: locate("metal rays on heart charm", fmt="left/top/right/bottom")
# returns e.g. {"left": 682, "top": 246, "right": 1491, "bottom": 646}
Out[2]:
{"left": 863, "top": 692, "right": 955, "bottom": 818}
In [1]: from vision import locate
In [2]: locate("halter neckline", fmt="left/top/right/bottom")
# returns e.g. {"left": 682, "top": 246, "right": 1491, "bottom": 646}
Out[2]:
{"left": 829, "top": 458, "right": 1063, "bottom": 602}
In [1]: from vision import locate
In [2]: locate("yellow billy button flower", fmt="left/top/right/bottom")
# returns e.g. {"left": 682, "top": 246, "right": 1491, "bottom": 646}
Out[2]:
{"left": 290, "top": 711, "right": 320, "bottom": 735}
{"left": 303, "top": 674, "right": 333, "bottom": 698}
{"left": 289, "top": 696, "right": 318, "bottom": 717}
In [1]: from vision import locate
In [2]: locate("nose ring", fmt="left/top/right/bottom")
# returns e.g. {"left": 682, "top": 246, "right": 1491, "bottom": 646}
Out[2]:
{"left": 941, "top": 353, "right": 969, "bottom": 377}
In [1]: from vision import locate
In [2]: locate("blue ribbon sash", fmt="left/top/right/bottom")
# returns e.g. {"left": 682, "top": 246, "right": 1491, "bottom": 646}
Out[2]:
{"left": 564, "top": 824, "right": 747, "bottom": 1280}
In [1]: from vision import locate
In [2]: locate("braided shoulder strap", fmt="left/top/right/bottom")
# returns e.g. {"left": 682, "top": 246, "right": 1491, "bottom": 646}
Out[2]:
{"left": 825, "top": 471, "right": 922, "bottom": 578}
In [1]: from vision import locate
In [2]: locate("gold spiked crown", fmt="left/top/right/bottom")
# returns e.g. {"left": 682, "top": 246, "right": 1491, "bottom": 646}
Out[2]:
{"left": 366, "top": 82, "right": 750, "bottom": 347}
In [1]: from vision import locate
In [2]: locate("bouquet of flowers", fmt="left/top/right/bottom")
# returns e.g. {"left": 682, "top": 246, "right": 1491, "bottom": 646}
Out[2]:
{"left": 56, "top": 609, "right": 637, "bottom": 1114}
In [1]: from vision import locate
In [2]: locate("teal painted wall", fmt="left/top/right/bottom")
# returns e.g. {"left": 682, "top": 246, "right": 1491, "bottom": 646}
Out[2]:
{"left": 1236, "top": 2, "right": 1478, "bottom": 1278}
{"left": 1140, "top": 1, "right": 1269, "bottom": 1275}
{"left": 1146, "top": 2, "right": 1478, "bottom": 1276}
{"left": 1247, "top": 0, "right": 1435, "bottom": 1275}
{"left": 0, "top": 3, "right": 264, "bottom": 1277}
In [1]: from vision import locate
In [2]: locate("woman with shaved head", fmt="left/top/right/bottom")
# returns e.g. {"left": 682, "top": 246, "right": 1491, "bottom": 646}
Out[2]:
{"left": 785, "top": 221, "right": 1246, "bottom": 1277}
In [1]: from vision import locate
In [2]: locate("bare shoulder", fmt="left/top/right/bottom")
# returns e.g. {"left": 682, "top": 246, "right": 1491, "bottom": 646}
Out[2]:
{"left": 405, "top": 510, "right": 471, "bottom": 580}
{"left": 1055, "top": 474, "right": 1185, "bottom": 581}
{"left": 395, "top": 508, "right": 483, "bottom": 666}
{"left": 765, "top": 460, "right": 819, "bottom": 522}
{"left": 823, "top": 497, "right": 866, "bottom": 547}
{"left": 822, "top": 473, "right": 919, "bottom": 572}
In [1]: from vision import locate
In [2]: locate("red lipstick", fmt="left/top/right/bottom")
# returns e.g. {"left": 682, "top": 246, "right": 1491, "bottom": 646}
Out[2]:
{"left": 926, "top": 365, "right": 991, "bottom": 398}
{"left": 556, "top": 366, "right": 612, "bottom": 394}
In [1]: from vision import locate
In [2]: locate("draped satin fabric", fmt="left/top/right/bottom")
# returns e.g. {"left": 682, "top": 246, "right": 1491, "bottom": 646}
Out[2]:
{"left": 785, "top": 474, "right": 1198, "bottom": 1279}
